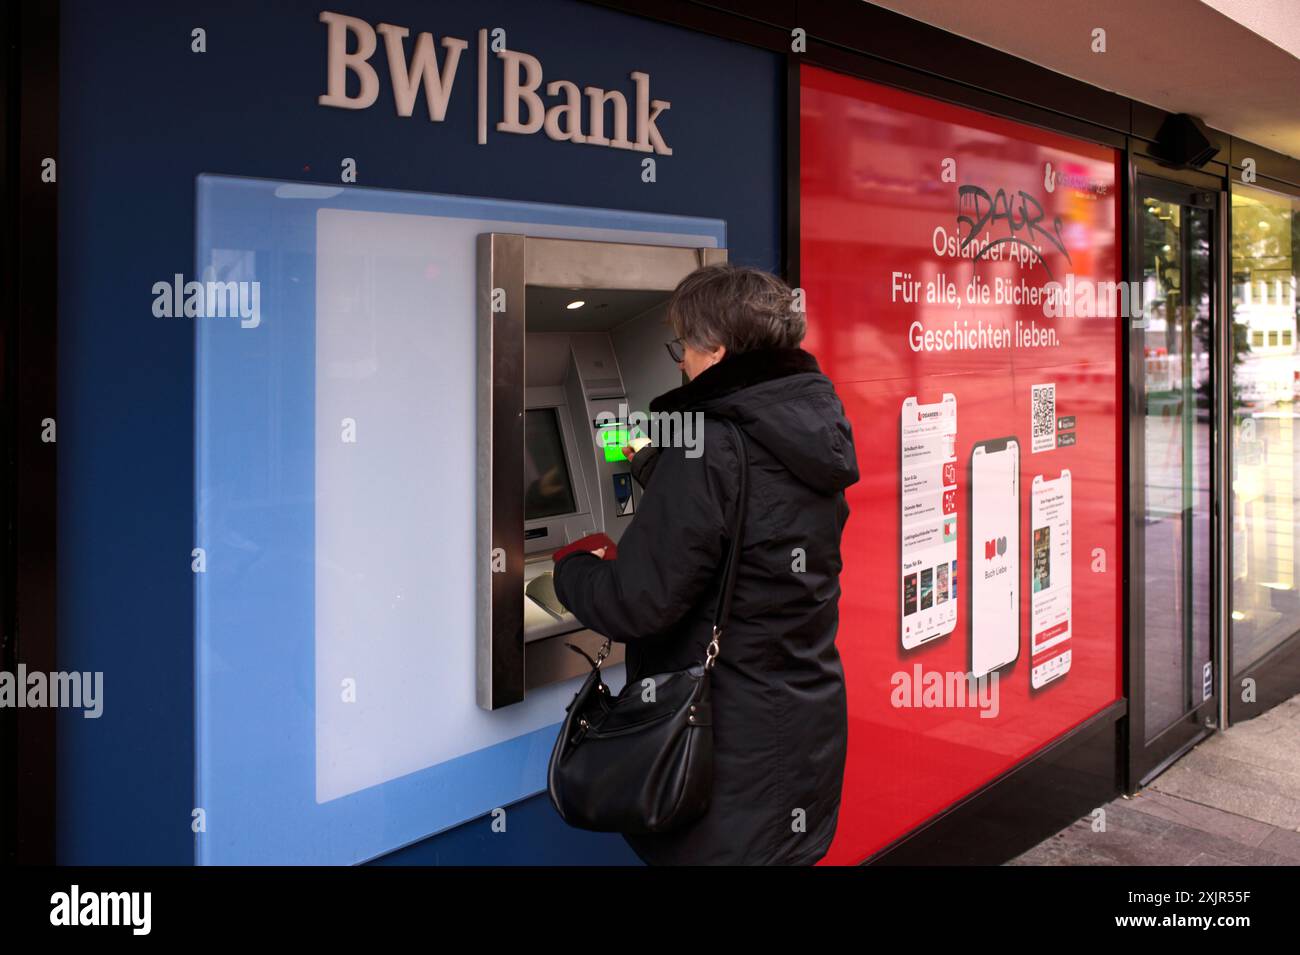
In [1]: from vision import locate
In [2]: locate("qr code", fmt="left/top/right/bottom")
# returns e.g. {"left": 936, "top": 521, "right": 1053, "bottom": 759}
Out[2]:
{"left": 1031, "top": 383, "right": 1056, "bottom": 452}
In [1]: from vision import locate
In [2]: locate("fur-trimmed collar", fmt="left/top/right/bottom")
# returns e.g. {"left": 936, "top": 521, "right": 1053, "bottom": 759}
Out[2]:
{"left": 649, "top": 347, "right": 823, "bottom": 414}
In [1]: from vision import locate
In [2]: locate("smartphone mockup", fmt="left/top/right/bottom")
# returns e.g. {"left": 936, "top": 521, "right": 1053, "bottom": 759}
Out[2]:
{"left": 969, "top": 438, "right": 1019, "bottom": 678}
{"left": 900, "top": 394, "right": 958, "bottom": 650}
{"left": 1030, "top": 470, "right": 1072, "bottom": 689}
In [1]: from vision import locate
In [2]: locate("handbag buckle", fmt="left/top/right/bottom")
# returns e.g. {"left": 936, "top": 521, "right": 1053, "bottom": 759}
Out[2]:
{"left": 571, "top": 718, "right": 590, "bottom": 745}
{"left": 704, "top": 625, "right": 721, "bottom": 669}
{"left": 565, "top": 638, "right": 611, "bottom": 671}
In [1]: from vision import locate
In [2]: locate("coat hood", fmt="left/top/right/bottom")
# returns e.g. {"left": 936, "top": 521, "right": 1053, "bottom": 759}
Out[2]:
{"left": 649, "top": 347, "right": 860, "bottom": 495}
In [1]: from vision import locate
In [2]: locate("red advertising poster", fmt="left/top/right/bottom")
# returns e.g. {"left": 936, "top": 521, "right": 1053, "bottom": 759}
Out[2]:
{"left": 800, "top": 66, "right": 1123, "bottom": 863}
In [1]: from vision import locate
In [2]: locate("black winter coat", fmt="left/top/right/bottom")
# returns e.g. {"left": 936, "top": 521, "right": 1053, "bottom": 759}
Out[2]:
{"left": 553, "top": 346, "right": 859, "bottom": 865}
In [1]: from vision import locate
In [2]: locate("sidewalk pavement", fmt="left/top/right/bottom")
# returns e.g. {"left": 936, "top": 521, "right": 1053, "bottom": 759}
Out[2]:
{"left": 1009, "top": 695, "right": 1300, "bottom": 865}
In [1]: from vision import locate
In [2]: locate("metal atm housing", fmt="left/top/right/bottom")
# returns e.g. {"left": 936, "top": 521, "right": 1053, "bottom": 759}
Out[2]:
{"left": 477, "top": 234, "right": 728, "bottom": 709}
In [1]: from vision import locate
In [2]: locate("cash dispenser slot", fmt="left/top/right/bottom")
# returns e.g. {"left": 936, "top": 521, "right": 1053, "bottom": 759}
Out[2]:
{"left": 476, "top": 233, "right": 728, "bottom": 709}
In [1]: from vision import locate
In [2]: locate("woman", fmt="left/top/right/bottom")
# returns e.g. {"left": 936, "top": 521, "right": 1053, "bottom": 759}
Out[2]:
{"left": 552, "top": 263, "right": 859, "bottom": 865}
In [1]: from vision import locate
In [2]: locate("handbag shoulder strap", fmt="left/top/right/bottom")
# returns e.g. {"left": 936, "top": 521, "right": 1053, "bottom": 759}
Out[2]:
{"left": 704, "top": 417, "right": 749, "bottom": 670}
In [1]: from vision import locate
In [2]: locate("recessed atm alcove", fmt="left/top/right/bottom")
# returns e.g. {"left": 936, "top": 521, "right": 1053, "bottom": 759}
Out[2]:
{"left": 477, "top": 234, "right": 728, "bottom": 709}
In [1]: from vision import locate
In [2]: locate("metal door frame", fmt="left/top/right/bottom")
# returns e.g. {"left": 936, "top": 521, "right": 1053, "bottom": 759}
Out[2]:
{"left": 1125, "top": 159, "right": 1226, "bottom": 789}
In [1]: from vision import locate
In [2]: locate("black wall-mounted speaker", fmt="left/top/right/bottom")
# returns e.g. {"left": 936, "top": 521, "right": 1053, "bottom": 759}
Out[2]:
{"left": 1153, "top": 113, "right": 1217, "bottom": 169}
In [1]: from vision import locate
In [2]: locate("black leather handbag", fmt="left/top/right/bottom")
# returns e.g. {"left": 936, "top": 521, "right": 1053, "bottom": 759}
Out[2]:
{"left": 547, "top": 419, "right": 749, "bottom": 834}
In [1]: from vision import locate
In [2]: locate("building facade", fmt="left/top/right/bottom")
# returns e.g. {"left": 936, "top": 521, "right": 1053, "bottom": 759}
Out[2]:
{"left": 4, "top": 0, "right": 1299, "bottom": 865}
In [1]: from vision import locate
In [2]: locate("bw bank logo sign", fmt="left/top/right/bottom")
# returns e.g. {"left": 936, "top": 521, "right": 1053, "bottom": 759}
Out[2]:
{"left": 318, "top": 11, "right": 674, "bottom": 155}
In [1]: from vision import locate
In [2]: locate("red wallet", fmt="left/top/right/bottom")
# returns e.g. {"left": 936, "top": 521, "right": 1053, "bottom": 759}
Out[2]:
{"left": 552, "top": 532, "right": 618, "bottom": 562}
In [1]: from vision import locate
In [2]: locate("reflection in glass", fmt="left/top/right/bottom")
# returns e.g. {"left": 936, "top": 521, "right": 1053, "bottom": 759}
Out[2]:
{"left": 1231, "top": 187, "right": 1300, "bottom": 672}
{"left": 1141, "top": 196, "right": 1213, "bottom": 740}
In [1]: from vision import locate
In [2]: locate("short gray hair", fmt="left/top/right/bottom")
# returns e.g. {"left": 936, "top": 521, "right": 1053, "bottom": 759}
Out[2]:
{"left": 667, "top": 263, "right": 805, "bottom": 354}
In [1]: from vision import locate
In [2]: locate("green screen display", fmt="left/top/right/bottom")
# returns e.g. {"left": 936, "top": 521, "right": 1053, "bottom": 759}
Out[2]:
{"left": 598, "top": 427, "right": 629, "bottom": 462}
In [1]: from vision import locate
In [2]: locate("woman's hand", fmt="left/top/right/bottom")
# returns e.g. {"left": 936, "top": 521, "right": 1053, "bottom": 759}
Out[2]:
{"left": 553, "top": 532, "right": 618, "bottom": 562}
{"left": 623, "top": 435, "right": 652, "bottom": 461}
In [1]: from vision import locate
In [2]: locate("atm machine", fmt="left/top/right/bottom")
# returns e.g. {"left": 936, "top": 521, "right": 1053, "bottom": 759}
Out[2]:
{"left": 477, "top": 234, "right": 727, "bottom": 709}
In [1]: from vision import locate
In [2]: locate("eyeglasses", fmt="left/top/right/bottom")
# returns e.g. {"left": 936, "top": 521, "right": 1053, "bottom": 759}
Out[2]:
{"left": 665, "top": 337, "right": 685, "bottom": 363}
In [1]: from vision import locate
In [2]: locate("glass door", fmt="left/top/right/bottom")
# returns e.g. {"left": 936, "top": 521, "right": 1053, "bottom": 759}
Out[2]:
{"left": 1228, "top": 185, "right": 1300, "bottom": 709}
{"left": 1128, "top": 174, "right": 1219, "bottom": 787}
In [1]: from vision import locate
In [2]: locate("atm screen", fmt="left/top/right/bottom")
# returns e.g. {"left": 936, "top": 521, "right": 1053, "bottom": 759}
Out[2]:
{"left": 524, "top": 408, "right": 578, "bottom": 521}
